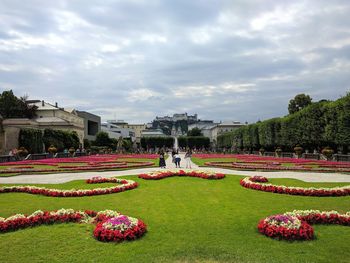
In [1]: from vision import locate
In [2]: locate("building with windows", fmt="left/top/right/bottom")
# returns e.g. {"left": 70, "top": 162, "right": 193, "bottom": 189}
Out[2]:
{"left": 101, "top": 121, "right": 135, "bottom": 141}
{"left": 76, "top": 111, "right": 101, "bottom": 141}
{"left": 120, "top": 123, "right": 146, "bottom": 144}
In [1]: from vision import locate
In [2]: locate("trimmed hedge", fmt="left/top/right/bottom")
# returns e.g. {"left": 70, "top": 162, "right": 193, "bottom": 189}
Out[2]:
{"left": 140, "top": 137, "right": 174, "bottom": 149}
{"left": 217, "top": 93, "right": 350, "bottom": 152}
{"left": 43, "top": 129, "right": 80, "bottom": 152}
{"left": 19, "top": 128, "right": 43, "bottom": 154}
{"left": 178, "top": 136, "right": 210, "bottom": 149}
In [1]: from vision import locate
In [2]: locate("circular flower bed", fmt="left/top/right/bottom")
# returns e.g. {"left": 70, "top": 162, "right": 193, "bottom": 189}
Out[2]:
{"left": 240, "top": 176, "right": 350, "bottom": 197}
{"left": 0, "top": 208, "right": 147, "bottom": 243}
{"left": 94, "top": 215, "right": 147, "bottom": 242}
{"left": 138, "top": 170, "right": 225, "bottom": 180}
{"left": 258, "top": 210, "right": 350, "bottom": 241}
{"left": 0, "top": 177, "right": 138, "bottom": 197}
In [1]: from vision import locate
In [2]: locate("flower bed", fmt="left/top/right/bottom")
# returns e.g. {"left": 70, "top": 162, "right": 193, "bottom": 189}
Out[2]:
{"left": 240, "top": 176, "right": 350, "bottom": 197}
{"left": 0, "top": 177, "right": 138, "bottom": 197}
{"left": 205, "top": 161, "right": 350, "bottom": 173}
{"left": 0, "top": 160, "right": 154, "bottom": 175}
{"left": 139, "top": 170, "right": 225, "bottom": 180}
{"left": 0, "top": 208, "right": 147, "bottom": 243}
{"left": 196, "top": 153, "right": 350, "bottom": 173}
{"left": 258, "top": 210, "right": 350, "bottom": 240}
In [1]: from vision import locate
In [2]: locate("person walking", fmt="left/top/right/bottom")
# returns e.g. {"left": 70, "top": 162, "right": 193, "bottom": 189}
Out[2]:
{"left": 174, "top": 152, "right": 181, "bottom": 168}
{"left": 171, "top": 149, "right": 176, "bottom": 164}
{"left": 185, "top": 149, "right": 192, "bottom": 168}
{"left": 159, "top": 151, "right": 166, "bottom": 168}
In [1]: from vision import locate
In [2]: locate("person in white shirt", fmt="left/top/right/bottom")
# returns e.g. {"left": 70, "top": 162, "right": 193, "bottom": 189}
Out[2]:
{"left": 184, "top": 149, "right": 192, "bottom": 168}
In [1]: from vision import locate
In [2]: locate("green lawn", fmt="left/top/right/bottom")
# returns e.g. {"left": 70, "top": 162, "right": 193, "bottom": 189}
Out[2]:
{"left": 0, "top": 175, "right": 349, "bottom": 263}
{"left": 192, "top": 157, "right": 235, "bottom": 166}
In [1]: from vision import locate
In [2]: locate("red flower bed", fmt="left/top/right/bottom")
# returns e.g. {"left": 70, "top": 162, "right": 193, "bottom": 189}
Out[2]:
{"left": 249, "top": 176, "right": 268, "bottom": 183}
{"left": 240, "top": 177, "right": 350, "bottom": 197}
{"left": 196, "top": 153, "right": 350, "bottom": 173}
{"left": 0, "top": 177, "right": 138, "bottom": 197}
{"left": 0, "top": 160, "right": 154, "bottom": 175}
{"left": 0, "top": 209, "right": 147, "bottom": 243}
{"left": 94, "top": 219, "right": 147, "bottom": 242}
{"left": 258, "top": 210, "right": 350, "bottom": 241}
{"left": 138, "top": 170, "right": 225, "bottom": 180}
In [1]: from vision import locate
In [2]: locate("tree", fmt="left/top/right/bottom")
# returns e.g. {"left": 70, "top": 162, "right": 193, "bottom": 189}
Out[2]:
{"left": 288, "top": 94, "right": 312, "bottom": 114}
{"left": 187, "top": 127, "right": 202, "bottom": 136}
{"left": 0, "top": 90, "right": 37, "bottom": 118}
{"left": 94, "top": 131, "right": 112, "bottom": 147}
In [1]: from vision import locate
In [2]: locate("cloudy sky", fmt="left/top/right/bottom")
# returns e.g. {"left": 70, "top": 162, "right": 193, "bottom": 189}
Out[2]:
{"left": 0, "top": 0, "right": 349, "bottom": 123}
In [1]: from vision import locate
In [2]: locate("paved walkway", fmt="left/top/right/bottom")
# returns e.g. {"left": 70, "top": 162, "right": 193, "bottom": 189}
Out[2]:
{"left": 0, "top": 153, "right": 349, "bottom": 184}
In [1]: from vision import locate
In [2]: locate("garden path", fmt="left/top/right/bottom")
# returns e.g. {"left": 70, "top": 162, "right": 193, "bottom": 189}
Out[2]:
{"left": 0, "top": 153, "right": 350, "bottom": 184}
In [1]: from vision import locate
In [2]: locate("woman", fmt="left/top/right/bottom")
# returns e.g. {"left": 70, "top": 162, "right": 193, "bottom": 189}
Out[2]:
{"left": 185, "top": 149, "right": 192, "bottom": 168}
{"left": 174, "top": 152, "right": 181, "bottom": 168}
{"left": 159, "top": 151, "right": 166, "bottom": 168}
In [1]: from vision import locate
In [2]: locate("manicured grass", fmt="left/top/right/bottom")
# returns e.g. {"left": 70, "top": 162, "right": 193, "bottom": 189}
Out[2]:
{"left": 192, "top": 157, "right": 235, "bottom": 166}
{"left": 0, "top": 175, "right": 349, "bottom": 262}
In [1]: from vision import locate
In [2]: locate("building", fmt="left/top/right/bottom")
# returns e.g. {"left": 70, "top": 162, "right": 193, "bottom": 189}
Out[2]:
{"left": 120, "top": 123, "right": 146, "bottom": 144}
{"left": 28, "top": 100, "right": 85, "bottom": 142}
{"left": 101, "top": 121, "right": 135, "bottom": 141}
{"left": 141, "top": 129, "right": 166, "bottom": 137}
{"left": 76, "top": 111, "right": 101, "bottom": 141}
{"left": 188, "top": 120, "right": 217, "bottom": 131}
{"left": 155, "top": 113, "right": 198, "bottom": 123}
{"left": 0, "top": 100, "right": 93, "bottom": 154}
{"left": 209, "top": 121, "right": 245, "bottom": 144}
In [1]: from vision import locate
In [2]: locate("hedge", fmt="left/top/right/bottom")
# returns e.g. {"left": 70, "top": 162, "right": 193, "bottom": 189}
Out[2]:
{"left": 178, "top": 136, "right": 210, "bottom": 149}
{"left": 19, "top": 128, "right": 44, "bottom": 154}
{"left": 140, "top": 137, "right": 174, "bottom": 149}
{"left": 43, "top": 129, "right": 80, "bottom": 152}
{"left": 217, "top": 93, "right": 350, "bottom": 153}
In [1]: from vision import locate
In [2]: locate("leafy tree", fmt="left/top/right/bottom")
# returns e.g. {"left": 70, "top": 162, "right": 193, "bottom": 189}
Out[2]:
{"left": 94, "top": 131, "right": 112, "bottom": 147}
{"left": 0, "top": 90, "right": 37, "bottom": 118}
{"left": 288, "top": 94, "right": 312, "bottom": 114}
{"left": 187, "top": 127, "right": 202, "bottom": 136}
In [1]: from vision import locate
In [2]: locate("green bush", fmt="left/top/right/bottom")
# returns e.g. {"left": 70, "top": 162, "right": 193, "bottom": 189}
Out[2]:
{"left": 43, "top": 129, "right": 79, "bottom": 152}
{"left": 19, "top": 128, "right": 44, "bottom": 154}
{"left": 140, "top": 137, "right": 174, "bottom": 149}
{"left": 178, "top": 136, "right": 210, "bottom": 149}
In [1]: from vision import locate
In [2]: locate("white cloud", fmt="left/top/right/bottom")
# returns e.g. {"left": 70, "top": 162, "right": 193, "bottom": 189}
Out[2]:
{"left": 173, "top": 83, "right": 255, "bottom": 98}
{"left": 127, "top": 88, "right": 162, "bottom": 102}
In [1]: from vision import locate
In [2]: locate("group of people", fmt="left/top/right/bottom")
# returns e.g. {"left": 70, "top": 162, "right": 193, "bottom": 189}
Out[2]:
{"left": 158, "top": 149, "right": 192, "bottom": 169}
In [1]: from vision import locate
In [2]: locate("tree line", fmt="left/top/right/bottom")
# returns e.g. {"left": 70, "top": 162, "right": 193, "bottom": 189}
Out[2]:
{"left": 217, "top": 93, "right": 350, "bottom": 153}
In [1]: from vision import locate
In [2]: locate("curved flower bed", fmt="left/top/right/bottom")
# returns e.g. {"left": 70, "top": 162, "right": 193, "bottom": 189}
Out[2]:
{"left": 139, "top": 170, "right": 225, "bottom": 180}
{"left": 0, "top": 160, "right": 154, "bottom": 175}
{"left": 204, "top": 161, "right": 350, "bottom": 173}
{"left": 258, "top": 210, "right": 350, "bottom": 240}
{"left": 0, "top": 177, "right": 138, "bottom": 197}
{"left": 0, "top": 208, "right": 147, "bottom": 243}
{"left": 240, "top": 176, "right": 350, "bottom": 197}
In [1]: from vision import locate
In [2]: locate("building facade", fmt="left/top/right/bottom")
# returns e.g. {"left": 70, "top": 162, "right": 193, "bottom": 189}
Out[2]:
{"left": 101, "top": 121, "right": 135, "bottom": 141}
{"left": 76, "top": 111, "right": 101, "bottom": 141}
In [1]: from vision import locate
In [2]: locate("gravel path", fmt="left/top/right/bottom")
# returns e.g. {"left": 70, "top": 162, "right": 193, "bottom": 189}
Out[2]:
{"left": 0, "top": 153, "right": 349, "bottom": 184}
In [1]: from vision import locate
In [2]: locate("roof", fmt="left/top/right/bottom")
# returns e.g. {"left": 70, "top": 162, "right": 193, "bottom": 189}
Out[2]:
{"left": 35, "top": 117, "right": 69, "bottom": 124}
{"left": 218, "top": 121, "right": 243, "bottom": 127}
{"left": 29, "top": 101, "right": 59, "bottom": 111}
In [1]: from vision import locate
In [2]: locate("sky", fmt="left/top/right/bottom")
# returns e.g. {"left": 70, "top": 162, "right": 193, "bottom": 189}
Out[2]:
{"left": 0, "top": 0, "right": 349, "bottom": 124}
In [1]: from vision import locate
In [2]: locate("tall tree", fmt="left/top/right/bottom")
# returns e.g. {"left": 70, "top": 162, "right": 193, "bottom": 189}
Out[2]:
{"left": 0, "top": 90, "right": 37, "bottom": 118}
{"left": 187, "top": 127, "right": 202, "bottom": 136}
{"left": 288, "top": 94, "right": 312, "bottom": 114}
